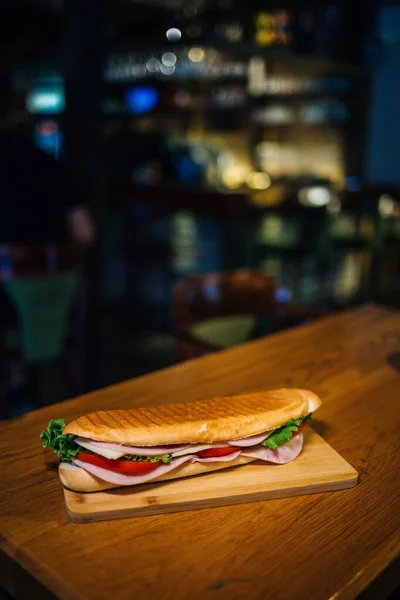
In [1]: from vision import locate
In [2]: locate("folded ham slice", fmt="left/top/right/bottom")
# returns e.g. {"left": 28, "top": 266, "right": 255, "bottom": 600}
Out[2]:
{"left": 72, "top": 434, "right": 304, "bottom": 486}
{"left": 171, "top": 444, "right": 230, "bottom": 457}
{"left": 193, "top": 451, "right": 242, "bottom": 463}
{"left": 241, "top": 433, "right": 303, "bottom": 464}
{"left": 228, "top": 430, "right": 274, "bottom": 447}
{"left": 72, "top": 454, "right": 195, "bottom": 486}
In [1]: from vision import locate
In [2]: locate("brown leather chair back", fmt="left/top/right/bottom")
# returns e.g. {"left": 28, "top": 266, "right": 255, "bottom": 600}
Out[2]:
{"left": 173, "top": 270, "right": 328, "bottom": 362}
{"left": 173, "top": 270, "right": 282, "bottom": 336}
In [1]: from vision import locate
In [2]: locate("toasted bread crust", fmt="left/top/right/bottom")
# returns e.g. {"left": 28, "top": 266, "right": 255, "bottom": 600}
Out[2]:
{"left": 62, "top": 388, "right": 321, "bottom": 445}
{"left": 59, "top": 456, "right": 257, "bottom": 492}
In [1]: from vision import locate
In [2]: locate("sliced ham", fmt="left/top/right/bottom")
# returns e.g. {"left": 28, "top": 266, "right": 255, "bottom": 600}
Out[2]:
{"left": 228, "top": 430, "right": 274, "bottom": 447}
{"left": 72, "top": 454, "right": 195, "bottom": 486}
{"left": 171, "top": 443, "right": 230, "bottom": 457}
{"left": 72, "top": 434, "right": 304, "bottom": 486}
{"left": 241, "top": 432, "right": 303, "bottom": 464}
{"left": 193, "top": 451, "right": 242, "bottom": 463}
{"left": 72, "top": 451, "right": 243, "bottom": 486}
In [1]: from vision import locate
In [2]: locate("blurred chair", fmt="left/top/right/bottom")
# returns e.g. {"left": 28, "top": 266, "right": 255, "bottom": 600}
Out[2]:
{"left": 0, "top": 244, "right": 85, "bottom": 418}
{"left": 173, "top": 269, "right": 328, "bottom": 362}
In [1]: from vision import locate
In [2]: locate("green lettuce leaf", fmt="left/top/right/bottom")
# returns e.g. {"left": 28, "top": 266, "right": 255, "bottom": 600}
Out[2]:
{"left": 40, "top": 419, "right": 79, "bottom": 462}
{"left": 261, "top": 414, "right": 312, "bottom": 450}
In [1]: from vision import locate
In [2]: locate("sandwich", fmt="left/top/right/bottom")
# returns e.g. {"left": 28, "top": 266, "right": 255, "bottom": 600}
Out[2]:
{"left": 40, "top": 388, "right": 321, "bottom": 493}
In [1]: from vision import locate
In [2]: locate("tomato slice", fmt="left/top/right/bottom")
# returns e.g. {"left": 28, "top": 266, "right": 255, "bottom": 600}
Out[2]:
{"left": 196, "top": 446, "right": 240, "bottom": 458}
{"left": 77, "top": 452, "right": 160, "bottom": 475}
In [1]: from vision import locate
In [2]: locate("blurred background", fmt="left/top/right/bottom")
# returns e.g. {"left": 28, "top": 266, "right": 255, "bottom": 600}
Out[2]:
{"left": 1, "top": 0, "right": 400, "bottom": 418}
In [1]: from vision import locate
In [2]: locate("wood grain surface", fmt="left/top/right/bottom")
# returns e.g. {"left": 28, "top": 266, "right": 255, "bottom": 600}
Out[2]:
{"left": 1, "top": 304, "right": 400, "bottom": 600}
{"left": 63, "top": 429, "right": 358, "bottom": 522}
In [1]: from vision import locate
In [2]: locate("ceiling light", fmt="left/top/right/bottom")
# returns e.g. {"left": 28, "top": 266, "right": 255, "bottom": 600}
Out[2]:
{"left": 146, "top": 58, "right": 160, "bottom": 73}
{"left": 379, "top": 194, "right": 395, "bottom": 217}
{"left": 166, "top": 28, "right": 182, "bottom": 42}
{"left": 188, "top": 47, "right": 204, "bottom": 62}
{"left": 160, "top": 64, "right": 175, "bottom": 76}
{"left": 246, "top": 172, "right": 271, "bottom": 190}
{"left": 299, "top": 186, "right": 332, "bottom": 207}
{"left": 162, "top": 52, "right": 177, "bottom": 67}
{"left": 222, "top": 165, "right": 249, "bottom": 189}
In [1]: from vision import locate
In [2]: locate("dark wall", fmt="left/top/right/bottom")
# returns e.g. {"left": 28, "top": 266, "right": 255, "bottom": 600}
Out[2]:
{"left": 368, "top": 5, "right": 400, "bottom": 186}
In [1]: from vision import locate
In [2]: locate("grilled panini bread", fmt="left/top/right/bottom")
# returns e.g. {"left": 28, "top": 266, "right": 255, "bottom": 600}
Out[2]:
{"left": 63, "top": 388, "right": 321, "bottom": 445}
{"left": 41, "top": 388, "right": 322, "bottom": 493}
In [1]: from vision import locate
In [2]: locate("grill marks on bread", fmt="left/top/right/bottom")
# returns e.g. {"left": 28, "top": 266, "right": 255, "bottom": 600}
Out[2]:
{"left": 63, "top": 389, "right": 321, "bottom": 446}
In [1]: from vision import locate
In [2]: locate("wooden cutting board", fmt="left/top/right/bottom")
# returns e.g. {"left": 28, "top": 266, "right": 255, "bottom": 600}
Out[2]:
{"left": 63, "top": 429, "right": 358, "bottom": 523}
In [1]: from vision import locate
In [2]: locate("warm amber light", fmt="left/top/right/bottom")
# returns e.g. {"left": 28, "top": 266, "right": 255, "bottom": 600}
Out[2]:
{"left": 188, "top": 47, "right": 205, "bottom": 62}
{"left": 222, "top": 166, "right": 248, "bottom": 189}
{"left": 379, "top": 194, "right": 395, "bottom": 217}
{"left": 246, "top": 172, "right": 271, "bottom": 190}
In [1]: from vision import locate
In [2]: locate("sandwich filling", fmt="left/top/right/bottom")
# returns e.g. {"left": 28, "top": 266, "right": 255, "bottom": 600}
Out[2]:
{"left": 41, "top": 414, "right": 311, "bottom": 487}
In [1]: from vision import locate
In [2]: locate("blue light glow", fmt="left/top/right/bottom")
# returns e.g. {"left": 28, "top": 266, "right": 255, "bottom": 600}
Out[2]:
{"left": 274, "top": 287, "right": 292, "bottom": 303}
{"left": 124, "top": 86, "right": 159, "bottom": 114}
{"left": 34, "top": 120, "right": 62, "bottom": 158}
{"left": 26, "top": 85, "right": 65, "bottom": 114}
{"left": 345, "top": 176, "right": 361, "bottom": 192}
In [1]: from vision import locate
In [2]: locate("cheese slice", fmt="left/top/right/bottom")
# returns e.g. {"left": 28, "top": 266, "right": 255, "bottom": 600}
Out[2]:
{"left": 76, "top": 438, "right": 126, "bottom": 459}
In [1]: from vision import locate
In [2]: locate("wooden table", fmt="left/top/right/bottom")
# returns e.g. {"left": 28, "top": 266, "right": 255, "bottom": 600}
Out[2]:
{"left": 1, "top": 304, "right": 400, "bottom": 600}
